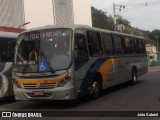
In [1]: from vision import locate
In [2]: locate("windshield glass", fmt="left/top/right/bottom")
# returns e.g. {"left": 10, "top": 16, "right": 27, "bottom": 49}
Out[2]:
{"left": 14, "top": 29, "right": 72, "bottom": 73}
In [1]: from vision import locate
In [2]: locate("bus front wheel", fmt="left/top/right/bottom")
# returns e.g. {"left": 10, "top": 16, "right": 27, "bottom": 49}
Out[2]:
{"left": 90, "top": 77, "right": 100, "bottom": 99}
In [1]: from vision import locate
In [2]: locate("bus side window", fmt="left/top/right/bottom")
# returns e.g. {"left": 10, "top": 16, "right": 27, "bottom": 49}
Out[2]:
{"left": 137, "top": 39, "right": 145, "bottom": 54}
{"left": 124, "top": 37, "right": 132, "bottom": 54}
{"left": 101, "top": 33, "right": 114, "bottom": 56}
{"left": 87, "top": 31, "right": 102, "bottom": 57}
{"left": 113, "top": 35, "right": 125, "bottom": 55}
{"left": 141, "top": 39, "right": 146, "bottom": 54}
{"left": 0, "top": 38, "right": 15, "bottom": 62}
{"left": 75, "top": 33, "right": 88, "bottom": 60}
{"left": 131, "top": 38, "right": 138, "bottom": 54}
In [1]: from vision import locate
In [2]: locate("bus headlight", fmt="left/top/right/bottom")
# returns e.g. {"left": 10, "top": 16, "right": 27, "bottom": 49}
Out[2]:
{"left": 57, "top": 76, "right": 72, "bottom": 87}
{"left": 13, "top": 78, "right": 22, "bottom": 88}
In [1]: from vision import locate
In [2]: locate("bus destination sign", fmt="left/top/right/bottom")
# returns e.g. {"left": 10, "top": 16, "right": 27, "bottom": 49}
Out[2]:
{"left": 29, "top": 30, "right": 63, "bottom": 40}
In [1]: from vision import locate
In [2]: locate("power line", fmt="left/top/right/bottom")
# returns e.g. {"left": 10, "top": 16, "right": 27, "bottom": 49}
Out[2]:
{"left": 101, "top": 1, "right": 160, "bottom": 11}
{"left": 112, "top": 1, "right": 160, "bottom": 30}
{"left": 125, "top": 1, "right": 160, "bottom": 6}
{"left": 126, "top": 4, "right": 160, "bottom": 9}
{"left": 125, "top": 1, "right": 160, "bottom": 9}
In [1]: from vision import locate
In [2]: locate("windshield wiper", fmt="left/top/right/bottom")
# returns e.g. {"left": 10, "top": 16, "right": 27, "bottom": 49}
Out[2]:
{"left": 16, "top": 53, "right": 28, "bottom": 74}
{"left": 22, "top": 61, "right": 29, "bottom": 74}
{"left": 41, "top": 51, "right": 55, "bottom": 73}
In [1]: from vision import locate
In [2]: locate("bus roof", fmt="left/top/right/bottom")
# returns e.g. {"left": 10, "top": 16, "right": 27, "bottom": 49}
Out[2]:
{"left": 22, "top": 24, "right": 144, "bottom": 39}
{"left": 0, "top": 31, "right": 19, "bottom": 38}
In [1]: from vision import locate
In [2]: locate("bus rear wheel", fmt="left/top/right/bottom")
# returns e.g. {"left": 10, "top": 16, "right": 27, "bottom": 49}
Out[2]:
{"left": 131, "top": 68, "right": 137, "bottom": 85}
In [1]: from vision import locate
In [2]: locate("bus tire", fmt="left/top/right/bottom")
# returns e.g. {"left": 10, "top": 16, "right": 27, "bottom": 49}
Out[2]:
{"left": 131, "top": 68, "right": 137, "bottom": 85}
{"left": 90, "top": 76, "right": 101, "bottom": 99}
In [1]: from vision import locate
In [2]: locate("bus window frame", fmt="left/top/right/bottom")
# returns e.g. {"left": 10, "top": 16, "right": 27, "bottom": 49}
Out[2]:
{"left": 74, "top": 29, "right": 89, "bottom": 70}
{"left": 141, "top": 39, "right": 147, "bottom": 54}
{"left": 124, "top": 36, "right": 133, "bottom": 55}
{"left": 0, "top": 37, "right": 16, "bottom": 62}
{"left": 86, "top": 30, "right": 103, "bottom": 57}
{"left": 130, "top": 37, "right": 138, "bottom": 54}
{"left": 101, "top": 32, "right": 115, "bottom": 56}
{"left": 112, "top": 34, "right": 125, "bottom": 56}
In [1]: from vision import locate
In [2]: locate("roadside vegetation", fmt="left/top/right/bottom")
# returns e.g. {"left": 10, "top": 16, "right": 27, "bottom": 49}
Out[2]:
{"left": 91, "top": 7, "right": 160, "bottom": 47}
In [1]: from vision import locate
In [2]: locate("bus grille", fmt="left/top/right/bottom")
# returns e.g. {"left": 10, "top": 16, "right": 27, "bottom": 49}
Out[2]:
{"left": 22, "top": 83, "right": 56, "bottom": 89}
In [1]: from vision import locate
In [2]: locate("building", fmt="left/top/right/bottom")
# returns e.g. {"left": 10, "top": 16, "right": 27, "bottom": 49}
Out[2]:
{"left": 146, "top": 44, "right": 157, "bottom": 62}
{"left": 116, "top": 24, "right": 125, "bottom": 32}
{"left": 0, "top": 0, "right": 25, "bottom": 32}
{"left": 0, "top": 0, "right": 92, "bottom": 30}
{"left": 146, "top": 44, "right": 157, "bottom": 54}
{"left": 24, "top": 0, "right": 92, "bottom": 29}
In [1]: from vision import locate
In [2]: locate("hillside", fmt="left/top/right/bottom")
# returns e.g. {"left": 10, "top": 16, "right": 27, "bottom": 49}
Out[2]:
{"left": 91, "top": 7, "right": 160, "bottom": 48}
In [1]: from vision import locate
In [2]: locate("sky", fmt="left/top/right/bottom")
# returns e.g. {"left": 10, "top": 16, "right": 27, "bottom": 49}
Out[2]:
{"left": 91, "top": 0, "right": 160, "bottom": 31}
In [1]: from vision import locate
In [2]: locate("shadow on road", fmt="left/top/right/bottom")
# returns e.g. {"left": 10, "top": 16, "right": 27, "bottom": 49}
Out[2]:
{"left": 0, "top": 98, "right": 18, "bottom": 106}
{"left": 20, "top": 96, "right": 92, "bottom": 110}
{"left": 102, "top": 80, "right": 143, "bottom": 95}
{"left": 19, "top": 80, "right": 143, "bottom": 110}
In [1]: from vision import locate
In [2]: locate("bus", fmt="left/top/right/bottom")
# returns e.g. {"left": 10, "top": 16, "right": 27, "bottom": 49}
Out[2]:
{"left": 13, "top": 25, "right": 148, "bottom": 100}
{"left": 0, "top": 31, "right": 19, "bottom": 100}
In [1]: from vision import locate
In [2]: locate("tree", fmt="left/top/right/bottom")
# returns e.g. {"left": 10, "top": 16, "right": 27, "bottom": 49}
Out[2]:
{"left": 149, "top": 30, "right": 160, "bottom": 48}
{"left": 91, "top": 6, "right": 159, "bottom": 46}
{"left": 91, "top": 7, "right": 114, "bottom": 30}
{"left": 116, "top": 16, "right": 130, "bottom": 27}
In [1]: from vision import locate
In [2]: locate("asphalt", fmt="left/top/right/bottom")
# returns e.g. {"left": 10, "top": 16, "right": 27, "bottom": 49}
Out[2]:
{"left": 1, "top": 66, "right": 160, "bottom": 120}
{"left": 148, "top": 65, "right": 160, "bottom": 72}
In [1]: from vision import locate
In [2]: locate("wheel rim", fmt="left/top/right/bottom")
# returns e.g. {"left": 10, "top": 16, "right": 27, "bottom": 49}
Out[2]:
{"left": 92, "top": 81, "right": 100, "bottom": 97}
{"left": 133, "top": 71, "right": 137, "bottom": 83}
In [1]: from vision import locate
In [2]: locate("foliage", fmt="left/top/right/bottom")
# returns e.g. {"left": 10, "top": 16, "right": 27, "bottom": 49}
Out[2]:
{"left": 150, "top": 60, "right": 158, "bottom": 66}
{"left": 91, "top": 7, "right": 114, "bottom": 30}
{"left": 116, "top": 16, "right": 130, "bottom": 27}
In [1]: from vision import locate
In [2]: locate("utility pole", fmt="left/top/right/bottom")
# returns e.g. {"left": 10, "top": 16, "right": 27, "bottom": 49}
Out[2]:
{"left": 113, "top": 3, "right": 116, "bottom": 27}
{"left": 113, "top": 3, "right": 125, "bottom": 31}
{"left": 52, "top": 0, "right": 56, "bottom": 25}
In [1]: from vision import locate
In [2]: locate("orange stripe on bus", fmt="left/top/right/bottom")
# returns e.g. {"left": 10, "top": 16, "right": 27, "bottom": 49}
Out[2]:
{"left": 14, "top": 73, "right": 68, "bottom": 84}
{"left": 98, "top": 58, "right": 116, "bottom": 85}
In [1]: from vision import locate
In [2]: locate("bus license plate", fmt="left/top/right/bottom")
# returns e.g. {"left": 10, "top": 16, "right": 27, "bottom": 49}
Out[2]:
{"left": 33, "top": 91, "right": 44, "bottom": 96}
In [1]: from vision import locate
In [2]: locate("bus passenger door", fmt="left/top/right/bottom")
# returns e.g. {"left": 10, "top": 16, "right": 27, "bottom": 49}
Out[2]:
{"left": 74, "top": 30, "right": 90, "bottom": 97}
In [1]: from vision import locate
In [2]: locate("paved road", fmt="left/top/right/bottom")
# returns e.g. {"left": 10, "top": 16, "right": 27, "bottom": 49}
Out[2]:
{"left": 148, "top": 65, "right": 160, "bottom": 72}
{"left": 0, "top": 67, "right": 160, "bottom": 119}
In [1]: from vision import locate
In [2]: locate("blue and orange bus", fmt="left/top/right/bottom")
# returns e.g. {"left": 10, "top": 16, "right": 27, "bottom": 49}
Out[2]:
{"left": 0, "top": 31, "right": 19, "bottom": 100}
{"left": 13, "top": 25, "right": 148, "bottom": 100}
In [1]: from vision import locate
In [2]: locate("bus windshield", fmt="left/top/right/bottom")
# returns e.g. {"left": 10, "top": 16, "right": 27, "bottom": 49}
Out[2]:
{"left": 14, "top": 29, "right": 72, "bottom": 73}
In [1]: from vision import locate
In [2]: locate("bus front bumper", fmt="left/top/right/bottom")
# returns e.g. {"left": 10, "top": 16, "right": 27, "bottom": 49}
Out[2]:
{"left": 13, "top": 85, "right": 76, "bottom": 100}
